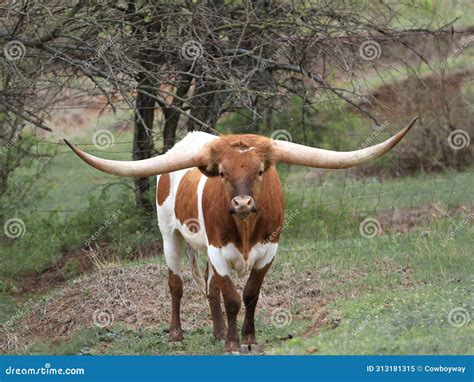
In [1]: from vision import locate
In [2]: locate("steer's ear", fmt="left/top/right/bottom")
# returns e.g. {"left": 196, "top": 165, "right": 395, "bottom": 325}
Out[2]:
{"left": 198, "top": 164, "right": 219, "bottom": 177}
{"left": 196, "top": 142, "right": 219, "bottom": 177}
{"left": 259, "top": 141, "right": 277, "bottom": 171}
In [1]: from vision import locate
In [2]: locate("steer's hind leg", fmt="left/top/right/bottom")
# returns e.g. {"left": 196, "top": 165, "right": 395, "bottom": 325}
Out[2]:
{"left": 164, "top": 231, "right": 185, "bottom": 342}
{"left": 241, "top": 261, "right": 273, "bottom": 352}
{"left": 205, "top": 261, "right": 226, "bottom": 340}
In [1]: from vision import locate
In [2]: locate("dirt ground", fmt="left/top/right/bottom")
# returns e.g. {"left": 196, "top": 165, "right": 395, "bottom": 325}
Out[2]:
{"left": 1, "top": 258, "right": 371, "bottom": 353}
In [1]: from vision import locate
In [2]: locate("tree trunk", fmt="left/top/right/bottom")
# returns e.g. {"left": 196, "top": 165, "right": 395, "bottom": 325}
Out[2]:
{"left": 128, "top": 0, "right": 162, "bottom": 215}
{"left": 133, "top": 74, "right": 156, "bottom": 215}
{"left": 162, "top": 107, "right": 181, "bottom": 153}
{"left": 187, "top": 81, "right": 227, "bottom": 133}
{"left": 161, "top": 72, "right": 193, "bottom": 153}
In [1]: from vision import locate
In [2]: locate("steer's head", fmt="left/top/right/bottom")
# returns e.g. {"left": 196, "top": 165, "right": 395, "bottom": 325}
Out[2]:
{"left": 64, "top": 117, "right": 418, "bottom": 219}
{"left": 197, "top": 135, "right": 275, "bottom": 219}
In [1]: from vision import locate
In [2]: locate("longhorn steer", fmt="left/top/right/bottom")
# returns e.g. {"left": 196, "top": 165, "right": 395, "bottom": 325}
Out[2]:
{"left": 65, "top": 117, "right": 417, "bottom": 353}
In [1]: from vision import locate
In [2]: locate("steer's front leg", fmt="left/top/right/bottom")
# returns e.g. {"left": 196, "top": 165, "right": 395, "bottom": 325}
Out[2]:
{"left": 205, "top": 261, "right": 227, "bottom": 340}
{"left": 212, "top": 269, "right": 241, "bottom": 353}
{"left": 241, "top": 261, "right": 272, "bottom": 352}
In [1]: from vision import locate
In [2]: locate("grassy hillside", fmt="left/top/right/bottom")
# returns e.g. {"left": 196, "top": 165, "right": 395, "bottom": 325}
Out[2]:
{"left": 1, "top": 163, "right": 472, "bottom": 354}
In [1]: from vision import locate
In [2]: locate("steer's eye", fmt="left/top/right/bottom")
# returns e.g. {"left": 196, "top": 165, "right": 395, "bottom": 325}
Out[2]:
{"left": 259, "top": 170, "right": 263, "bottom": 176}
{"left": 219, "top": 172, "right": 224, "bottom": 178}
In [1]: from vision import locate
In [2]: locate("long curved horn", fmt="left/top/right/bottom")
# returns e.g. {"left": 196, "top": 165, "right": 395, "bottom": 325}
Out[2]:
{"left": 64, "top": 134, "right": 215, "bottom": 177}
{"left": 273, "top": 117, "right": 418, "bottom": 169}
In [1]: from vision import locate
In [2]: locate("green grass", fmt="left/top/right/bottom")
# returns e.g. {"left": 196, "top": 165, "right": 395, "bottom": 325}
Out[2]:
{"left": 0, "top": 127, "right": 161, "bottom": 281}
{"left": 274, "top": 283, "right": 473, "bottom": 355}
{"left": 11, "top": 129, "right": 137, "bottom": 214}
{"left": 389, "top": 1, "right": 474, "bottom": 29}
{"left": 270, "top": 217, "right": 474, "bottom": 355}
{"left": 279, "top": 165, "right": 474, "bottom": 244}
{"left": 0, "top": 190, "right": 159, "bottom": 280}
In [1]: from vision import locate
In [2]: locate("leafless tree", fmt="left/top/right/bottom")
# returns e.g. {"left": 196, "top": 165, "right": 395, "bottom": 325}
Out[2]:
{"left": 1, "top": 0, "right": 466, "bottom": 211}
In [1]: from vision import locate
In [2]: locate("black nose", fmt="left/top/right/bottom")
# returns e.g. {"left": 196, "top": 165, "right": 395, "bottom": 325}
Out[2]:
{"left": 230, "top": 195, "right": 256, "bottom": 216}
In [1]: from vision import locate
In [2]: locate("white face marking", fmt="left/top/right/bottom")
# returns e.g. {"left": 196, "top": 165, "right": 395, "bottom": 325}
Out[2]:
{"left": 236, "top": 146, "right": 255, "bottom": 153}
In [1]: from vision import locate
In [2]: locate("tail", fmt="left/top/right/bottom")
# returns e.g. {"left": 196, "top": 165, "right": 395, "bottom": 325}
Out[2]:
{"left": 186, "top": 246, "right": 207, "bottom": 297}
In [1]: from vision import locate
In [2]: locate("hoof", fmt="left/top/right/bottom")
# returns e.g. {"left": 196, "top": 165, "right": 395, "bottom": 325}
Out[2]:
{"left": 169, "top": 329, "right": 183, "bottom": 342}
{"left": 250, "top": 343, "right": 263, "bottom": 354}
{"left": 224, "top": 340, "right": 240, "bottom": 353}
{"left": 239, "top": 344, "right": 250, "bottom": 354}
{"left": 240, "top": 343, "right": 263, "bottom": 354}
